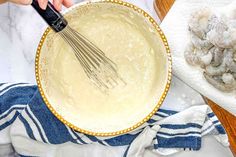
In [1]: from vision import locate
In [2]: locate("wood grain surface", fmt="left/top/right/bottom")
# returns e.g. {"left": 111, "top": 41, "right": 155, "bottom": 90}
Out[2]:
{"left": 153, "top": 0, "right": 236, "bottom": 156}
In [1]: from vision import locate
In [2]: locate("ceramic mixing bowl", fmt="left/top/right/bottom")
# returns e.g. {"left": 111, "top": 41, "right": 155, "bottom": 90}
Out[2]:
{"left": 35, "top": 0, "right": 172, "bottom": 136}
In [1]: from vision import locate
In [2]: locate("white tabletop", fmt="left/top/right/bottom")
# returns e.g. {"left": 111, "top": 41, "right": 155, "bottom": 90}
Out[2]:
{"left": 0, "top": 0, "right": 233, "bottom": 156}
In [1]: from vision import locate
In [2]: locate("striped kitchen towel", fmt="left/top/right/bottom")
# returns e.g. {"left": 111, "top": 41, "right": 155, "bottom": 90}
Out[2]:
{"left": 0, "top": 83, "right": 229, "bottom": 157}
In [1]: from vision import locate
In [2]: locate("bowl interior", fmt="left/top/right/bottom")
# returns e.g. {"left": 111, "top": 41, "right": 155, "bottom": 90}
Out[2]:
{"left": 36, "top": 1, "right": 171, "bottom": 136}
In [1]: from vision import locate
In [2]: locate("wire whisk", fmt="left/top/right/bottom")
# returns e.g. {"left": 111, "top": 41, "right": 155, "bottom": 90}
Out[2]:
{"left": 59, "top": 25, "right": 125, "bottom": 90}
{"left": 31, "top": 0, "right": 125, "bottom": 91}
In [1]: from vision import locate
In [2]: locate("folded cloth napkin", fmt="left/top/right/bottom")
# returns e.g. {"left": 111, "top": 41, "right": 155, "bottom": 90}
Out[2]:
{"left": 160, "top": 0, "right": 236, "bottom": 115}
{"left": 0, "top": 83, "right": 228, "bottom": 157}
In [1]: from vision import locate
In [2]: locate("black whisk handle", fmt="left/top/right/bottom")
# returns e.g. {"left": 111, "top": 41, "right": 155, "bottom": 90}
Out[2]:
{"left": 31, "top": 0, "right": 68, "bottom": 32}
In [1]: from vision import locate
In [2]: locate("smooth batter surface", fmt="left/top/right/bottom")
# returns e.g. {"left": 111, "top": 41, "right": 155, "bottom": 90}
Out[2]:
{"left": 39, "top": 3, "right": 168, "bottom": 133}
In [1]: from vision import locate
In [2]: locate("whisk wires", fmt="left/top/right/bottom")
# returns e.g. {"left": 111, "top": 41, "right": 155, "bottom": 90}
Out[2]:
{"left": 59, "top": 25, "right": 125, "bottom": 92}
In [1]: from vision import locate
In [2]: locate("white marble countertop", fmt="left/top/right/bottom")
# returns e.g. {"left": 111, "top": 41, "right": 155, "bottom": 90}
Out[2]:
{"left": 0, "top": 0, "right": 233, "bottom": 156}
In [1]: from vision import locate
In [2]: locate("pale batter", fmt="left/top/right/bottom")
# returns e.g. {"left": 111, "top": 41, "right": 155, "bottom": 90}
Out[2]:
{"left": 39, "top": 3, "right": 169, "bottom": 133}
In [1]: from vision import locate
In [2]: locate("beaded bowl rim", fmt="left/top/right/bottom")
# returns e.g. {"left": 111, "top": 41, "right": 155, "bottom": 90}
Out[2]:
{"left": 35, "top": 0, "right": 172, "bottom": 137}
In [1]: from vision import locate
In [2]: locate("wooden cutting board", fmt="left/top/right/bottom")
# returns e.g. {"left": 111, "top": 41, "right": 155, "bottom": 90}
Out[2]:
{"left": 153, "top": 0, "right": 236, "bottom": 156}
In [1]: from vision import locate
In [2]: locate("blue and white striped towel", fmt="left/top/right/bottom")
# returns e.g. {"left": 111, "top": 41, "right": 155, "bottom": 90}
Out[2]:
{"left": 0, "top": 83, "right": 228, "bottom": 157}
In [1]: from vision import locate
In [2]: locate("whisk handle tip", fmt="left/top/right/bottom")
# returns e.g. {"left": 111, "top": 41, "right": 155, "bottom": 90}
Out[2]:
{"left": 31, "top": 0, "right": 68, "bottom": 32}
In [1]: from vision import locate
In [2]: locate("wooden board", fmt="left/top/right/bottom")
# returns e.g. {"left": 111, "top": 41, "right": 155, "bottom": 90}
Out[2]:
{"left": 153, "top": 0, "right": 236, "bottom": 156}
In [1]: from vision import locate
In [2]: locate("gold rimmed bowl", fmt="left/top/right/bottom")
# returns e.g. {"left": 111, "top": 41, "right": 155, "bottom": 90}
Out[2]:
{"left": 35, "top": 0, "right": 172, "bottom": 136}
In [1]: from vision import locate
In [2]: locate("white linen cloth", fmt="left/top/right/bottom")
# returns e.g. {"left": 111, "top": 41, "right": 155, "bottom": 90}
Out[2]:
{"left": 0, "top": 83, "right": 229, "bottom": 157}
